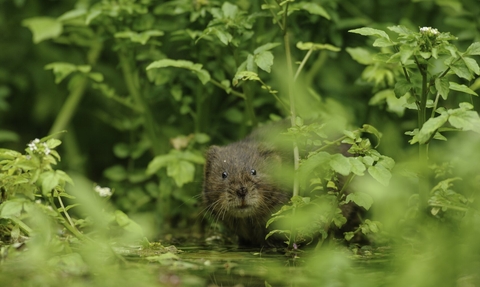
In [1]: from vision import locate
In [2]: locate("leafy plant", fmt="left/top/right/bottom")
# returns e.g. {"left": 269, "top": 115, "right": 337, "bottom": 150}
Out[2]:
{"left": 348, "top": 25, "right": 480, "bottom": 217}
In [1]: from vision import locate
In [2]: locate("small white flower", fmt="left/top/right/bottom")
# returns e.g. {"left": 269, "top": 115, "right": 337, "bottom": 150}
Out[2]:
{"left": 43, "top": 143, "right": 51, "bottom": 155}
{"left": 420, "top": 26, "right": 439, "bottom": 36}
{"left": 94, "top": 185, "right": 112, "bottom": 197}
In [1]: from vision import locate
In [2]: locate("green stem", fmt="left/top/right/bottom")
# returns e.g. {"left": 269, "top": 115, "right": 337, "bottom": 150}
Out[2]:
{"left": 281, "top": 3, "right": 300, "bottom": 250}
{"left": 209, "top": 79, "right": 246, "bottom": 99}
{"left": 56, "top": 193, "right": 75, "bottom": 228}
{"left": 49, "top": 42, "right": 103, "bottom": 135}
{"left": 294, "top": 48, "right": 313, "bottom": 82}
{"left": 415, "top": 57, "right": 430, "bottom": 210}
{"left": 118, "top": 50, "right": 161, "bottom": 156}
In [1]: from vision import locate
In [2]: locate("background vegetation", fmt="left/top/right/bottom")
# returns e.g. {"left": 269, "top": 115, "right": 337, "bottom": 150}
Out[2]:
{"left": 1, "top": 0, "right": 480, "bottom": 286}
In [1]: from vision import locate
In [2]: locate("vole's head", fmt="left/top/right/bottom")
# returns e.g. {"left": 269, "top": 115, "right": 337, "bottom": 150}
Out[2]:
{"left": 202, "top": 141, "right": 284, "bottom": 219}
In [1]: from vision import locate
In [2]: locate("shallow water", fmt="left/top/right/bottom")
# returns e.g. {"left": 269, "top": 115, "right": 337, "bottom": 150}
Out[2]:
{"left": 122, "top": 241, "right": 392, "bottom": 287}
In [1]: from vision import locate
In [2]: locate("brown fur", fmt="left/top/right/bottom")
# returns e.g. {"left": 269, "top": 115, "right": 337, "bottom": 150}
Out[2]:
{"left": 202, "top": 139, "right": 289, "bottom": 246}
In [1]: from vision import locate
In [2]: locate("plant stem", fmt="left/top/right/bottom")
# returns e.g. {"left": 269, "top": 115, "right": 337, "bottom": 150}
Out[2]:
{"left": 294, "top": 48, "right": 313, "bottom": 82}
{"left": 209, "top": 78, "right": 246, "bottom": 99}
{"left": 49, "top": 42, "right": 102, "bottom": 136}
{"left": 118, "top": 50, "right": 162, "bottom": 156}
{"left": 282, "top": 3, "right": 301, "bottom": 250}
{"left": 416, "top": 57, "right": 430, "bottom": 210}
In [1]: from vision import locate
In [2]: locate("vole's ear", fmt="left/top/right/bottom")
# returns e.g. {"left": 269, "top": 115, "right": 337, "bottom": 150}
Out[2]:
{"left": 205, "top": 145, "right": 220, "bottom": 159}
{"left": 204, "top": 145, "right": 221, "bottom": 176}
{"left": 259, "top": 147, "right": 282, "bottom": 165}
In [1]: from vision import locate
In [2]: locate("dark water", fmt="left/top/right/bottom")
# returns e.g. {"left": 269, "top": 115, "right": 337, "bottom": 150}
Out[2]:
{"left": 122, "top": 241, "right": 392, "bottom": 287}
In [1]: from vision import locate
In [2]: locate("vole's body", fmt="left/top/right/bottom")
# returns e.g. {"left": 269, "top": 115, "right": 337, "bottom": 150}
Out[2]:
{"left": 202, "top": 137, "right": 289, "bottom": 246}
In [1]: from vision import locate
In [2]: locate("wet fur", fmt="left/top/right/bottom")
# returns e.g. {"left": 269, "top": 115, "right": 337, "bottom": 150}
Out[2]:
{"left": 203, "top": 139, "right": 289, "bottom": 246}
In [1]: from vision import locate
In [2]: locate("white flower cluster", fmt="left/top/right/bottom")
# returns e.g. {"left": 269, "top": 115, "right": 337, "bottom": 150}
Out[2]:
{"left": 420, "top": 27, "right": 439, "bottom": 35}
{"left": 28, "top": 138, "right": 51, "bottom": 155}
{"left": 94, "top": 185, "right": 112, "bottom": 197}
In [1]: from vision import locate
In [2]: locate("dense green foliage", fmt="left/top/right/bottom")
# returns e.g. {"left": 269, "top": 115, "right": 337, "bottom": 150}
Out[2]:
{"left": 1, "top": 0, "right": 480, "bottom": 286}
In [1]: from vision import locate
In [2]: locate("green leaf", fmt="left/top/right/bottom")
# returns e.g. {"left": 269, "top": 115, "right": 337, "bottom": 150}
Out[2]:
{"left": 417, "top": 113, "right": 449, "bottom": 143}
{"left": 221, "top": 1, "right": 238, "bottom": 18}
{"left": 348, "top": 157, "right": 366, "bottom": 176}
{"left": 146, "top": 59, "right": 211, "bottom": 85}
{"left": 22, "top": 17, "right": 63, "bottom": 44}
{"left": 146, "top": 153, "right": 176, "bottom": 175}
{"left": 465, "top": 42, "right": 480, "bottom": 56}
{"left": 435, "top": 77, "right": 449, "bottom": 100}
{"left": 448, "top": 105, "right": 480, "bottom": 133}
{"left": 394, "top": 79, "right": 414, "bottom": 97}
{"left": 39, "top": 171, "right": 60, "bottom": 195}
{"left": 253, "top": 43, "right": 281, "bottom": 54}
{"left": 44, "top": 62, "right": 79, "bottom": 84}
{"left": 368, "top": 164, "right": 391, "bottom": 186}
{"left": 449, "top": 82, "right": 478, "bottom": 96}
{"left": 57, "top": 8, "right": 87, "bottom": 22}
{"left": 0, "top": 200, "right": 25, "bottom": 218}
{"left": 346, "top": 192, "right": 373, "bottom": 210}
{"left": 451, "top": 60, "right": 473, "bottom": 80}
{"left": 232, "top": 71, "right": 260, "bottom": 86}
{"left": 115, "top": 210, "right": 143, "bottom": 234}
{"left": 463, "top": 57, "right": 480, "bottom": 75}
{"left": 362, "top": 124, "right": 382, "bottom": 147}
{"left": 292, "top": 2, "right": 330, "bottom": 19}
{"left": 387, "top": 25, "right": 413, "bottom": 37}
{"left": 296, "top": 42, "right": 340, "bottom": 52}
{"left": 329, "top": 154, "right": 351, "bottom": 176}
{"left": 373, "top": 37, "right": 394, "bottom": 47}
{"left": 349, "top": 27, "right": 390, "bottom": 41}
{"left": 346, "top": 47, "right": 373, "bottom": 65}
{"left": 254, "top": 51, "right": 274, "bottom": 73}
{"left": 167, "top": 160, "right": 195, "bottom": 187}
{"left": 115, "top": 30, "right": 164, "bottom": 45}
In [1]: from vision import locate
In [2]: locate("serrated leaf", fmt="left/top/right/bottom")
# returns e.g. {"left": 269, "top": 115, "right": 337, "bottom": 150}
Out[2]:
{"left": 465, "top": 42, "right": 480, "bottom": 56}
{"left": 346, "top": 192, "right": 373, "bottom": 210}
{"left": 451, "top": 60, "right": 473, "bottom": 80}
{"left": 254, "top": 51, "right": 274, "bottom": 73}
{"left": 449, "top": 82, "right": 478, "bottom": 96}
{"left": 417, "top": 113, "right": 449, "bottom": 143}
{"left": 368, "top": 165, "right": 391, "bottom": 186}
{"left": 463, "top": 57, "right": 480, "bottom": 75}
{"left": 435, "top": 77, "right": 449, "bottom": 100}
{"left": 146, "top": 59, "right": 211, "bottom": 84}
{"left": 448, "top": 109, "right": 480, "bottom": 133}
{"left": 22, "top": 17, "right": 63, "bottom": 44}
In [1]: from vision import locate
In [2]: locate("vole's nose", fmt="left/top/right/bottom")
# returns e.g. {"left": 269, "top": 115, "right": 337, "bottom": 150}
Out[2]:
{"left": 236, "top": 186, "right": 247, "bottom": 198}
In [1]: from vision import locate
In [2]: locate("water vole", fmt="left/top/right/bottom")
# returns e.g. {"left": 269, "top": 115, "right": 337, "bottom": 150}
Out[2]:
{"left": 202, "top": 137, "right": 290, "bottom": 247}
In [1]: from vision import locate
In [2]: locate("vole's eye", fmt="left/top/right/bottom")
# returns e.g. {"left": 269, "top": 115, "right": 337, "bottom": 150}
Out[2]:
{"left": 222, "top": 171, "right": 228, "bottom": 179}
{"left": 250, "top": 169, "right": 256, "bottom": 176}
